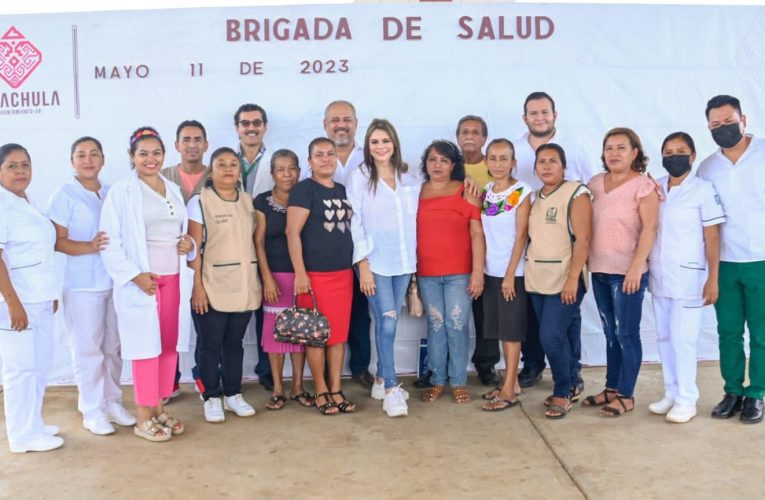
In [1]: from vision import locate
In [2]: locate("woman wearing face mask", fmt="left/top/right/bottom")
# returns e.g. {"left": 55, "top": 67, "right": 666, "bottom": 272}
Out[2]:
{"left": 48, "top": 137, "right": 135, "bottom": 436}
{"left": 0, "top": 144, "right": 62, "bottom": 453}
{"left": 100, "top": 127, "right": 196, "bottom": 442}
{"left": 648, "top": 132, "right": 725, "bottom": 423}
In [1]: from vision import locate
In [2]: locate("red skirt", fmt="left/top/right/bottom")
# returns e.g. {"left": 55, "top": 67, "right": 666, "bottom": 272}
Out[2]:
{"left": 297, "top": 269, "right": 353, "bottom": 346}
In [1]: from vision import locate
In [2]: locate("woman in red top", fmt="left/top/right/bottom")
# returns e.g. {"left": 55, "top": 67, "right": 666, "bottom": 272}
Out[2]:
{"left": 417, "top": 140, "right": 485, "bottom": 404}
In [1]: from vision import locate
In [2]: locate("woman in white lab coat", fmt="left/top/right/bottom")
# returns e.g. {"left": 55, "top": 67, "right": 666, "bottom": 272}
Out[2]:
{"left": 100, "top": 127, "right": 195, "bottom": 442}
{"left": 648, "top": 131, "right": 725, "bottom": 423}
{"left": 48, "top": 136, "right": 135, "bottom": 436}
{"left": 0, "top": 143, "right": 63, "bottom": 453}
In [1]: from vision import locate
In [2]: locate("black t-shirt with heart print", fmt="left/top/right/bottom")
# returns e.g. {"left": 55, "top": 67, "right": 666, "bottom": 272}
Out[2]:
{"left": 287, "top": 178, "right": 354, "bottom": 272}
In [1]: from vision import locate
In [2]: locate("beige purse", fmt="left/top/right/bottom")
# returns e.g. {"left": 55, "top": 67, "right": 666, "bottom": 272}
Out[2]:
{"left": 406, "top": 276, "right": 424, "bottom": 317}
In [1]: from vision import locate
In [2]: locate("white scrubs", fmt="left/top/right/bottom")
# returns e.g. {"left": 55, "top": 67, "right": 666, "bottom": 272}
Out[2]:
{"left": 48, "top": 178, "right": 122, "bottom": 421}
{"left": 648, "top": 174, "right": 725, "bottom": 407}
{"left": 0, "top": 185, "right": 58, "bottom": 449}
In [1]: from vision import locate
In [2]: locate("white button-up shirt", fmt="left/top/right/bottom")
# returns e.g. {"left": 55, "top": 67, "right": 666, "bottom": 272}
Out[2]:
{"left": 301, "top": 143, "right": 364, "bottom": 185}
{"left": 697, "top": 135, "right": 765, "bottom": 263}
{"left": 48, "top": 177, "right": 113, "bottom": 291}
{"left": 648, "top": 174, "right": 725, "bottom": 299}
{"left": 514, "top": 130, "right": 598, "bottom": 191}
{"left": 0, "top": 185, "right": 58, "bottom": 303}
{"left": 346, "top": 165, "right": 420, "bottom": 276}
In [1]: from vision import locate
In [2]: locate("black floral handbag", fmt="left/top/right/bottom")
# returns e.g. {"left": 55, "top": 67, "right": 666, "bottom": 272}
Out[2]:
{"left": 273, "top": 291, "right": 331, "bottom": 348}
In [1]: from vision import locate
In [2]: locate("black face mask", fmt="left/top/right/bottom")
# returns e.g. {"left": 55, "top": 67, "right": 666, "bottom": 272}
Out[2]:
{"left": 662, "top": 155, "right": 692, "bottom": 178}
{"left": 711, "top": 123, "right": 743, "bottom": 148}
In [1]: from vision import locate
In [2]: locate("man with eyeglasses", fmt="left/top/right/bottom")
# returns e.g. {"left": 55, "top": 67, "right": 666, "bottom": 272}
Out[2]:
{"left": 234, "top": 103, "right": 274, "bottom": 391}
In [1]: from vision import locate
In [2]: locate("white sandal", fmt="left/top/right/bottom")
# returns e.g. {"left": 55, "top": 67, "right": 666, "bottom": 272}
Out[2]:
{"left": 133, "top": 419, "right": 172, "bottom": 442}
{"left": 155, "top": 412, "right": 184, "bottom": 435}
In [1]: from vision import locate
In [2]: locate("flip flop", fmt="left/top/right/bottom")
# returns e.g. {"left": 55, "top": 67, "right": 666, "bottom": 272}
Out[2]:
{"left": 482, "top": 396, "right": 519, "bottom": 412}
{"left": 266, "top": 395, "right": 286, "bottom": 411}
{"left": 482, "top": 387, "right": 502, "bottom": 400}
{"left": 290, "top": 392, "right": 314, "bottom": 407}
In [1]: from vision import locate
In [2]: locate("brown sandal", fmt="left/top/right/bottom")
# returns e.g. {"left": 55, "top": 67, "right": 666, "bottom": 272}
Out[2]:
{"left": 422, "top": 384, "right": 444, "bottom": 402}
{"left": 582, "top": 388, "right": 617, "bottom": 407}
{"left": 599, "top": 395, "right": 634, "bottom": 417}
{"left": 452, "top": 387, "right": 472, "bottom": 405}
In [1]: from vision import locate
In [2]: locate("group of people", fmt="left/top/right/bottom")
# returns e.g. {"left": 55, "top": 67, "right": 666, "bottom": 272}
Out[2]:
{"left": 0, "top": 92, "right": 763, "bottom": 453}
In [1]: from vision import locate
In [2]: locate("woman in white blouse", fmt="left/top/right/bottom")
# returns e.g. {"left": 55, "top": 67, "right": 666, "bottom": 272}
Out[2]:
{"left": 48, "top": 136, "right": 135, "bottom": 436}
{"left": 100, "top": 127, "right": 195, "bottom": 442}
{"left": 347, "top": 119, "right": 418, "bottom": 417}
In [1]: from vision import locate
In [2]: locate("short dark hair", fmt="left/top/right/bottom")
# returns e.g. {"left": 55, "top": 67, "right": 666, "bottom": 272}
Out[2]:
{"left": 661, "top": 131, "right": 696, "bottom": 155}
{"left": 270, "top": 149, "right": 300, "bottom": 173}
{"left": 705, "top": 95, "right": 742, "bottom": 120}
{"left": 308, "top": 137, "right": 336, "bottom": 158}
{"left": 128, "top": 126, "right": 164, "bottom": 156}
{"left": 600, "top": 127, "right": 648, "bottom": 173}
{"left": 0, "top": 143, "right": 30, "bottom": 167}
{"left": 486, "top": 138, "right": 516, "bottom": 160}
{"left": 234, "top": 104, "right": 268, "bottom": 126}
{"left": 70, "top": 136, "right": 103, "bottom": 159}
{"left": 176, "top": 120, "right": 207, "bottom": 141}
{"left": 524, "top": 91, "right": 556, "bottom": 115}
{"left": 535, "top": 143, "right": 567, "bottom": 169}
{"left": 420, "top": 140, "right": 465, "bottom": 182}
{"left": 456, "top": 115, "right": 488, "bottom": 139}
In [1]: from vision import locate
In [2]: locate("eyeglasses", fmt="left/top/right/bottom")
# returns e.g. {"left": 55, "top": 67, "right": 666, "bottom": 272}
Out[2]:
{"left": 238, "top": 119, "right": 264, "bottom": 128}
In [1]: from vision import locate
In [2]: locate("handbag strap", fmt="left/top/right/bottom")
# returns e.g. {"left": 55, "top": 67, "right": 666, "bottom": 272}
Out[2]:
{"left": 293, "top": 290, "right": 319, "bottom": 310}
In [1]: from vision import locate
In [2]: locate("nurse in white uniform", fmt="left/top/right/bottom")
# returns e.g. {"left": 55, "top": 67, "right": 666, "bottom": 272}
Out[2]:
{"left": 0, "top": 143, "right": 63, "bottom": 453}
{"left": 48, "top": 136, "right": 135, "bottom": 436}
{"left": 100, "top": 127, "right": 195, "bottom": 442}
{"left": 648, "top": 132, "right": 725, "bottom": 423}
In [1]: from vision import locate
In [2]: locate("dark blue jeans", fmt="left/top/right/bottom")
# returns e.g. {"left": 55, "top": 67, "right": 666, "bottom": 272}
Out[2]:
{"left": 520, "top": 299, "right": 546, "bottom": 373}
{"left": 347, "top": 272, "right": 372, "bottom": 376}
{"left": 530, "top": 284, "right": 585, "bottom": 398}
{"left": 591, "top": 272, "right": 649, "bottom": 398}
{"left": 253, "top": 306, "right": 272, "bottom": 380}
{"left": 175, "top": 313, "right": 203, "bottom": 384}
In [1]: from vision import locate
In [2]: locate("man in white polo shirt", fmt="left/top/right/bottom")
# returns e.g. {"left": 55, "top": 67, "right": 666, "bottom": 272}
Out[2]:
{"left": 698, "top": 94, "right": 765, "bottom": 424}
{"left": 514, "top": 92, "right": 597, "bottom": 393}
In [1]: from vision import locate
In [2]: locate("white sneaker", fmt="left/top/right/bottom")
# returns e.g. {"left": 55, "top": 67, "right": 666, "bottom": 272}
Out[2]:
{"left": 224, "top": 394, "right": 256, "bottom": 417}
{"left": 106, "top": 404, "right": 137, "bottom": 427}
{"left": 204, "top": 397, "right": 225, "bottom": 423}
{"left": 10, "top": 435, "right": 64, "bottom": 453}
{"left": 382, "top": 385, "right": 409, "bottom": 418}
{"left": 648, "top": 397, "right": 675, "bottom": 415}
{"left": 44, "top": 425, "right": 60, "bottom": 436}
{"left": 84, "top": 417, "right": 116, "bottom": 436}
{"left": 371, "top": 379, "right": 385, "bottom": 400}
{"left": 666, "top": 404, "right": 697, "bottom": 423}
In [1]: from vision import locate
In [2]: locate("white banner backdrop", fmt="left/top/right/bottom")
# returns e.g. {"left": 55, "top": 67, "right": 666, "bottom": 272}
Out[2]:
{"left": 1, "top": 2, "right": 762, "bottom": 384}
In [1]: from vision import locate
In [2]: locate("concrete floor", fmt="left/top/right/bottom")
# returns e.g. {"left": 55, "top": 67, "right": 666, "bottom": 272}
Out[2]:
{"left": 0, "top": 362, "right": 762, "bottom": 500}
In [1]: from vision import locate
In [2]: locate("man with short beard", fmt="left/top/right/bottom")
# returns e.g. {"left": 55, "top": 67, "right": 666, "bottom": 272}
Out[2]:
{"left": 513, "top": 92, "right": 596, "bottom": 393}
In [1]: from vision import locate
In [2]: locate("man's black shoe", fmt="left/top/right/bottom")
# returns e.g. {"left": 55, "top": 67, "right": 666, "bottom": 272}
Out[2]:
{"left": 711, "top": 393, "right": 743, "bottom": 419}
{"left": 478, "top": 369, "right": 500, "bottom": 387}
{"left": 413, "top": 371, "right": 434, "bottom": 389}
{"left": 740, "top": 397, "right": 764, "bottom": 424}
{"left": 518, "top": 367, "right": 543, "bottom": 388}
{"left": 351, "top": 370, "right": 375, "bottom": 389}
{"left": 259, "top": 374, "right": 275, "bottom": 392}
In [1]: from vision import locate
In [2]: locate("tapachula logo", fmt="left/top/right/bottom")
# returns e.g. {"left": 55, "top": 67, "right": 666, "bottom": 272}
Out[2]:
{"left": 0, "top": 27, "right": 43, "bottom": 89}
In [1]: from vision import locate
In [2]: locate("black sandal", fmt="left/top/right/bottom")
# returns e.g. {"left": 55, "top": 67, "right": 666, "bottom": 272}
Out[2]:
{"left": 482, "top": 387, "right": 502, "bottom": 400}
{"left": 582, "top": 388, "right": 617, "bottom": 407}
{"left": 266, "top": 395, "right": 286, "bottom": 411}
{"left": 314, "top": 392, "right": 339, "bottom": 415}
{"left": 290, "top": 392, "right": 314, "bottom": 408}
{"left": 329, "top": 391, "right": 356, "bottom": 413}
{"left": 599, "top": 395, "right": 634, "bottom": 417}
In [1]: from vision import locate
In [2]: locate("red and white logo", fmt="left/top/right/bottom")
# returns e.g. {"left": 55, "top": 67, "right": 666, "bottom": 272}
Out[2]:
{"left": 0, "top": 27, "right": 43, "bottom": 89}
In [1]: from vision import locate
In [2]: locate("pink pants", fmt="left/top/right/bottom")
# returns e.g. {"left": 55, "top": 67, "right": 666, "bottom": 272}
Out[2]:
{"left": 131, "top": 274, "right": 180, "bottom": 407}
